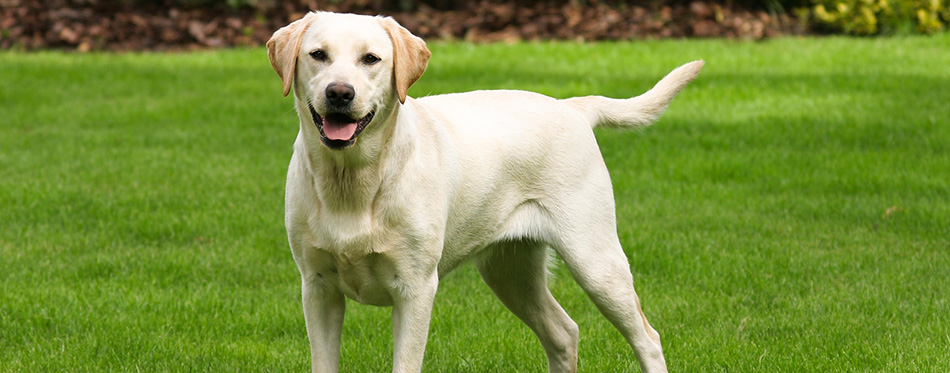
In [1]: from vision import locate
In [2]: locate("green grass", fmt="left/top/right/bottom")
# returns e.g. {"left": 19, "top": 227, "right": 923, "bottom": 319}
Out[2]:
{"left": 2, "top": 34, "right": 949, "bottom": 371}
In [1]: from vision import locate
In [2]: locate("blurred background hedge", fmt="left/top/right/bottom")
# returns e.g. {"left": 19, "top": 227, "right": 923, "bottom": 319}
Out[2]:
{"left": 1, "top": 0, "right": 947, "bottom": 51}
{"left": 139, "top": 0, "right": 950, "bottom": 35}
{"left": 804, "top": 0, "right": 950, "bottom": 34}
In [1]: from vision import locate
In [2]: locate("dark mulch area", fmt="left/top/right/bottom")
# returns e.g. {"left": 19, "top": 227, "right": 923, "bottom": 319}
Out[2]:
{"left": 1, "top": 0, "right": 802, "bottom": 51}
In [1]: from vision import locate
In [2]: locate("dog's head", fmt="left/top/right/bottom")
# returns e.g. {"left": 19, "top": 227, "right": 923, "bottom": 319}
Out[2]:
{"left": 267, "top": 12, "right": 430, "bottom": 150}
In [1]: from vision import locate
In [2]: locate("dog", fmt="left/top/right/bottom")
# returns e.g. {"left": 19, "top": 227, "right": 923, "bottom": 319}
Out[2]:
{"left": 267, "top": 11, "right": 702, "bottom": 373}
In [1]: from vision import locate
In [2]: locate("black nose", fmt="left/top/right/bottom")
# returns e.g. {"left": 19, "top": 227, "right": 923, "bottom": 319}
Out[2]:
{"left": 326, "top": 82, "right": 355, "bottom": 107}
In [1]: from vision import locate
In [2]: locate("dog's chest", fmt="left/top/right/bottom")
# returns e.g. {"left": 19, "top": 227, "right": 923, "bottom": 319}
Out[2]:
{"left": 303, "top": 209, "right": 404, "bottom": 305}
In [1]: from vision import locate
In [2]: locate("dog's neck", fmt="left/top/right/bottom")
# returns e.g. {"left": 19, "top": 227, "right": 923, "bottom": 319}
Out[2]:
{"left": 294, "top": 101, "right": 410, "bottom": 212}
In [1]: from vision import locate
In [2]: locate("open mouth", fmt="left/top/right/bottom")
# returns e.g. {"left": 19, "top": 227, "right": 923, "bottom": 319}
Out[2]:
{"left": 309, "top": 103, "right": 375, "bottom": 149}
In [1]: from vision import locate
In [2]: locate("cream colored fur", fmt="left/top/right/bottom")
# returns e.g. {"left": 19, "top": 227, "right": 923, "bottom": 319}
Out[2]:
{"left": 268, "top": 11, "right": 703, "bottom": 373}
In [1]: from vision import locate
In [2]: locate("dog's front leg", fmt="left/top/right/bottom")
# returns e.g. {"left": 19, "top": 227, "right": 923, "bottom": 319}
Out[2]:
{"left": 302, "top": 276, "right": 346, "bottom": 373}
{"left": 390, "top": 271, "right": 439, "bottom": 373}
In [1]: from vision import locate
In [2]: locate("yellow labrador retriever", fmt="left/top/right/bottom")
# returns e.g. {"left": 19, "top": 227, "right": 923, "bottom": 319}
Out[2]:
{"left": 268, "top": 11, "right": 702, "bottom": 373}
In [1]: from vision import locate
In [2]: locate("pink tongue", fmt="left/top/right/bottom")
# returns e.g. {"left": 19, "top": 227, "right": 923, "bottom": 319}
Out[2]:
{"left": 323, "top": 117, "right": 358, "bottom": 141}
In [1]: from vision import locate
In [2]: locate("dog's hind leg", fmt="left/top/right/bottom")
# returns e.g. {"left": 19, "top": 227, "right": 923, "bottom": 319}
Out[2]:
{"left": 475, "top": 240, "right": 580, "bottom": 373}
{"left": 546, "top": 185, "right": 668, "bottom": 372}
{"left": 553, "top": 234, "right": 667, "bottom": 372}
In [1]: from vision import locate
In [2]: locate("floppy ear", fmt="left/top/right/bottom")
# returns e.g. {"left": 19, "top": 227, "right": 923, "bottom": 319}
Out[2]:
{"left": 378, "top": 17, "right": 431, "bottom": 104}
{"left": 267, "top": 12, "right": 318, "bottom": 97}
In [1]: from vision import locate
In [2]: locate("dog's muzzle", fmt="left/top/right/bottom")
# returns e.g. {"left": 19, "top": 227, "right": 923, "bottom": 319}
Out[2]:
{"left": 309, "top": 103, "right": 375, "bottom": 150}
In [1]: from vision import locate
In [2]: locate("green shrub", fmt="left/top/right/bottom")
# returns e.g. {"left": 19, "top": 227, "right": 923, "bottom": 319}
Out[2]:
{"left": 802, "top": 0, "right": 950, "bottom": 34}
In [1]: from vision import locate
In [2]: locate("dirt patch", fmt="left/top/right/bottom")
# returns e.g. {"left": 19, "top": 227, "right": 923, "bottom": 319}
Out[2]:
{"left": 1, "top": 0, "right": 801, "bottom": 51}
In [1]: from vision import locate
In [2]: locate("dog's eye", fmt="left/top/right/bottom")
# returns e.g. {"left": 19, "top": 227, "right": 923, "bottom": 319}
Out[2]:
{"left": 362, "top": 54, "right": 380, "bottom": 65}
{"left": 310, "top": 50, "right": 327, "bottom": 61}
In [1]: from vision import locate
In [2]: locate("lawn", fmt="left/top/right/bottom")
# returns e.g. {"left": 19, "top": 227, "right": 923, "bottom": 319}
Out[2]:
{"left": 1, "top": 34, "right": 948, "bottom": 371}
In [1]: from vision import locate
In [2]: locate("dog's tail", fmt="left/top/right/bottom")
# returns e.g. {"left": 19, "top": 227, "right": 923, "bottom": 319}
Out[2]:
{"left": 564, "top": 60, "right": 704, "bottom": 129}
